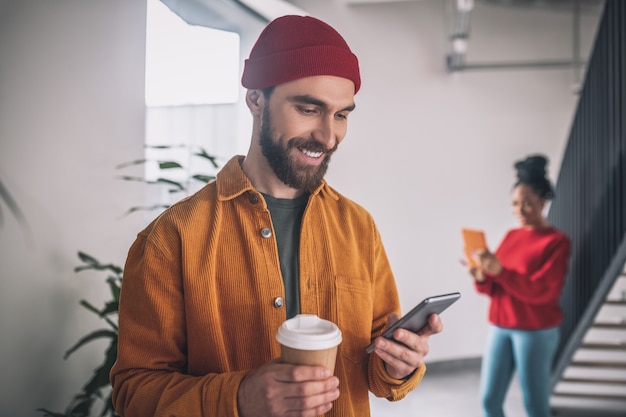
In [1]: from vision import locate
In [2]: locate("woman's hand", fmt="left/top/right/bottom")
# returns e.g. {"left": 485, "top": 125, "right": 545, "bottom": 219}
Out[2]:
{"left": 460, "top": 249, "right": 502, "bottom": 282}
{"left": 460, "top": 258, "right": 486, "bottom": 282}
{"left": 468, "top": 265, "right": 486, "bottom": 283}
{"left": 472, "top": 249, "right": 502, "bottom": 276}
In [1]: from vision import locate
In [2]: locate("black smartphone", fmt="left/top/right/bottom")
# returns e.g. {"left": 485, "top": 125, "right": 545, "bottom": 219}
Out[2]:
{"left": 365, "top": 292, "right": 461, "bottom": 354}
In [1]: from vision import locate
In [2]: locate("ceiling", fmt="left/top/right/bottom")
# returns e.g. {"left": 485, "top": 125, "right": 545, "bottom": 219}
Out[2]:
{"left": 344, "top": 0, "right": 604, "bottom": 12}
{"left": 163, "top": 0, "right": 604, "bottom": 32}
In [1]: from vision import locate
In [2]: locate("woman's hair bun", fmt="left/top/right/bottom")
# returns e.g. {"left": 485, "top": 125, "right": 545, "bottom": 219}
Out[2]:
{"left": 514, "top": 154, "right": 555, "bottom": 199}
{"left": 514, "top": 155, "right": 548, "bottom": 182}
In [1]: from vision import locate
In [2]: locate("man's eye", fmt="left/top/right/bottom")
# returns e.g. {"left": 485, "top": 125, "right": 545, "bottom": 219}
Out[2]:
{"left": 336, "top": 113, "right": 348, "bottom": 120}
{"left": 297, "top": 106, "right": 316, "bottom": 114}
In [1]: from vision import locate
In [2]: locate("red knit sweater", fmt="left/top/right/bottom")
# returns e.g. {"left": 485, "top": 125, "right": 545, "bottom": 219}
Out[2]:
{"left": 475, "top": 227, "right": 571, "bottom": 330}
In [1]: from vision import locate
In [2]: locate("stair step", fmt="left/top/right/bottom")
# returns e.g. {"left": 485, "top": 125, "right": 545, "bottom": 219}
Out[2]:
{"left": 561, "top": 377, "right": 626, "bottom": 386}
{"left": 593, "top": 322, "right": 626, "bottom": 329}
{"left": 580, "top": 341, "right": 626, "bottom": 350}
{"left": 551, "top": 407, "right": 626, "bottom": 417}
{"left": 570, "top": 360, "right": 626, "bottom": 369}
{"left": 552, "top": 391, "right": 626, "bottom": 401}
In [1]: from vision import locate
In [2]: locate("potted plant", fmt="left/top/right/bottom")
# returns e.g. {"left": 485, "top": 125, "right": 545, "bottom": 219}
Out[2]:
{"left": 38, "top": 146, "right": 221, "bottom": 417}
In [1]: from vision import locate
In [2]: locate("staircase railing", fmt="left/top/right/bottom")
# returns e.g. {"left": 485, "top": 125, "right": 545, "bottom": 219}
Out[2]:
{"left": 547, "top": 0, "right": 626, "bottom": 384}
{"left": 551, "top": 237, "right": 626, "bottom": 389}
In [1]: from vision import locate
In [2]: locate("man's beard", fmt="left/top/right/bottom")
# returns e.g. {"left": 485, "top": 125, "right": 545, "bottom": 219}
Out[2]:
{"left": 259, "top": 106, "right": 336, "bottom": 193}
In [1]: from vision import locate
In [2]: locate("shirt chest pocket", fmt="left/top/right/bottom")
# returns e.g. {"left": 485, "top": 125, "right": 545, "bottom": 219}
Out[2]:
{"left": 334, "top": 277, "right": 373, "bottom": 364}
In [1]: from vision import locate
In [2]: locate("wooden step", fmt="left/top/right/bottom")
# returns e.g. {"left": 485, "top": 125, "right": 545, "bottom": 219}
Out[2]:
{"left": 593, "top": 321, "right": 626, "bottom": 330}
{"left": 552, "top": 391, "right": 626, "bottom": 401}
{"left": 569, "top": 359, "right": 626, "bottom": 369}
{"left": 580, "top": 341, "right": 626, "bottom": 350}
{"left": 560, "top": 377, "right": 626, "bottom": 386}
{"left": 551, "top": 406, "right": 626, "bottom": 417}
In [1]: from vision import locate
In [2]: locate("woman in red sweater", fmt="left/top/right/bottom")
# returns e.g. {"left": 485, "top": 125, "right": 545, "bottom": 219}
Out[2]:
{"left": 468, "top": 155, "right": 571, "bottom": 417}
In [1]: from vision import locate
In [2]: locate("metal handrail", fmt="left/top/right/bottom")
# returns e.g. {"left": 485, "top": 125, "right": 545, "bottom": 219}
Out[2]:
{"left": 551, "top": 234, "right": 626, "bottom": 389}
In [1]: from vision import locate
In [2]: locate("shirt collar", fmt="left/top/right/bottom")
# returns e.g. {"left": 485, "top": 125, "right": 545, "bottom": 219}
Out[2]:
{"left": 216, "top": 155, "right": 338, "bottom": 201}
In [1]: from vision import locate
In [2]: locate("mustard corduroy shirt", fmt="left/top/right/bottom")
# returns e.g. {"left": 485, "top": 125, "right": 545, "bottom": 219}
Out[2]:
{"left": 110, "top": 156, "right": 425, "bottom": 416}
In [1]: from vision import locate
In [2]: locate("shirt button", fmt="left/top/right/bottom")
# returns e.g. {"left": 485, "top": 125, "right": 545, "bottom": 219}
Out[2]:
{"left": 261, "top": 228, "right": 272, "bottom": 238}
{"left": 274, "top": 297, "right": 284, "bottom": 308}
{"left": 248, "top": 193, "right": 259, "bottom": 204}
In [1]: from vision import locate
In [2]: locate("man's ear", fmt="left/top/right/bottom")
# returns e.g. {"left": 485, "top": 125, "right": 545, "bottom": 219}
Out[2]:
{"left": 246, "top": 89, "right": 264, "bottom": 116}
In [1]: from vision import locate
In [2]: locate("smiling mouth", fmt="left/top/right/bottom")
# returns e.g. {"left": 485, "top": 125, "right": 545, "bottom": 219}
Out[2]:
{"left": 299, "top": 147, "right": 324, "bottom": 159}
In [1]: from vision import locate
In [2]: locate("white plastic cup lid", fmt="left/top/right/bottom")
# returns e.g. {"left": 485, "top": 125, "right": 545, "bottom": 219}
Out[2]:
{"left": 276, "top": 314, "right": 342, "bottom": 350}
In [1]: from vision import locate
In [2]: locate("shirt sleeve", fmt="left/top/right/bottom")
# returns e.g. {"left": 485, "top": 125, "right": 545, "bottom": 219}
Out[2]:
{"left": 110, "top": 228, "right": 246, "bottom": 417}
{"left": 473, "top": 275, "right": 497, "bottom": 296}
{"left": 366, "top": 221, "right": 425, "bottom": 399}
{"left": 368, "top": 353, "right": 426, "bottom": 400}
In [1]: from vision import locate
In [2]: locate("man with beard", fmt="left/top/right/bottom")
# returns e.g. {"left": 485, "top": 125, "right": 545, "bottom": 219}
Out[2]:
{"left": 110, "top": 15, "right": 443, "bottom": 417}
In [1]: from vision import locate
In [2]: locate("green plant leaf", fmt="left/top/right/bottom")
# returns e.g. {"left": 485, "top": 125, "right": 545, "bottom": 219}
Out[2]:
{"left": 107, "top": 277, "right": 121, "bottom": 302}
{"left": 0, "top": 177, "right": 31, "bottom": 232}
{"left": 65, "top": 395, "right": 95, "bottom": 416}
{"left": 194, "top": 147, "right": 220, "bottom": 168}
{"left": 79, "top": 300, "right": 102, "bottom": 316}
{"left": 73, "top": 254, "right": 123, "bottom": 276}
{"left": 81, "top": 341, "right": 118, "bottom": 396}
{"left": 191, "top": 174, "right": 215, "bottom": 183}
{"left": 100, "top": 301, "right": 119, "bottom": 317}
{"left": 114, "top": 159, "right": 147, "bottom": 169}
{"left": 64, "top": 330, "right": 117, "bottom": 360}
{"left": 74, "top": 264, "right": 122, "bottom": 275}
{"left": 116, "top": 175, "right": 146, "bottom": 183}
{"left": 50, "top": 341, "right": 121, "bottom": 416}
{"left": 145, "top": 144, "right": 185, "bottom": 149}
{"left": 155, "top": 178, "right": 184, "bottom": 191}
{"left": 99, "top": 392, "right": 117, "bottom": 417}
{"left": 158, "top": 161, "right": 183, "bottom": 169}
{"left": 77, "top": 252, "right": 100, "bottom": 266}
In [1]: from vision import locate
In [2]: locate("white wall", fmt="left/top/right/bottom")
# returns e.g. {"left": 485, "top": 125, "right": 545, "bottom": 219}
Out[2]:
{"left": 291, "top": 0, "right": 600, "bottom": 361}
{"left": 0, "top": 1, "right": 147, "bottom": 415}
{"left": 0, "top": 0, "right": 602, "bottom": 415}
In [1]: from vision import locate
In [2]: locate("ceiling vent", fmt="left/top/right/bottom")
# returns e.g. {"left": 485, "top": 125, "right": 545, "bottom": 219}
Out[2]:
{"left": 446, "top": 0, "right": 604, "bottom": 78}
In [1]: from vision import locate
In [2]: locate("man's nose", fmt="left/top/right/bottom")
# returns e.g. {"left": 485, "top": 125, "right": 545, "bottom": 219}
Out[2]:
{"left": 314, "top": 117, "right": 337, "bottom": 150}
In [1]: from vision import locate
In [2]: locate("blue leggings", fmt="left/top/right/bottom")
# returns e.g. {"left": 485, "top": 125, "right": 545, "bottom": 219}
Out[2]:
{"left": 480, "top": 325, "right": 559, "bottom": 417}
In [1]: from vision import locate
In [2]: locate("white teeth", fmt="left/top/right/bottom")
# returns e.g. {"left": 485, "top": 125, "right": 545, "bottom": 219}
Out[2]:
{"left": 301, "top": 149, "right": 323, "bottom": 158}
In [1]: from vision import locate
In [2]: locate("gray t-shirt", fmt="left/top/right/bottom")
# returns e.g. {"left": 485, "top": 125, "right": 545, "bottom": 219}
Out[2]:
{"left": 262, "top": 193, "right": 308, "bottom": 319}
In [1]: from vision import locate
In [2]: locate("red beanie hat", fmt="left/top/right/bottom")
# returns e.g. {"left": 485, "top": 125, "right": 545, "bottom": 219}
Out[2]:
{"left": 241, "top": 15, "right": 361, "bottom": 94}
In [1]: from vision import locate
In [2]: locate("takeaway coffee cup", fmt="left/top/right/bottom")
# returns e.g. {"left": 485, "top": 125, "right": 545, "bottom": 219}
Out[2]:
{"left": 276, "top": 314, "right": 342, "bottom": 373}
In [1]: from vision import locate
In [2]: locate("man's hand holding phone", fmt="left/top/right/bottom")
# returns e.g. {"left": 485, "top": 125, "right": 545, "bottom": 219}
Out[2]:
{"left": 367, "top": 292, "right": 460, "bottom": 379}
{"left": 370, "top": 312, "right": 444, "bottom": 379}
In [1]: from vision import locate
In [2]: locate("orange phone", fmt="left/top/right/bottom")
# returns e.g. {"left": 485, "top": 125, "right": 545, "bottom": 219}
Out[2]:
{"left": 461, "top": 228, "right": 487, "bottom": 267}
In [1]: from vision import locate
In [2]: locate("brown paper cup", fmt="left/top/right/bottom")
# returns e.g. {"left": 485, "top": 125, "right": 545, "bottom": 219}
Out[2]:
{"left": 280, "top": 344, "right": 339, "bottom": 373}
{"left": 276, "top": 314, "right": 342, "bottom": 374}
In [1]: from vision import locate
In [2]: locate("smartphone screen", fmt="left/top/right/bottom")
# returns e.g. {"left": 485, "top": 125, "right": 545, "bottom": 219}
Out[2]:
{"left": 366, "top": 292, "right": 461, "bottom": 354}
